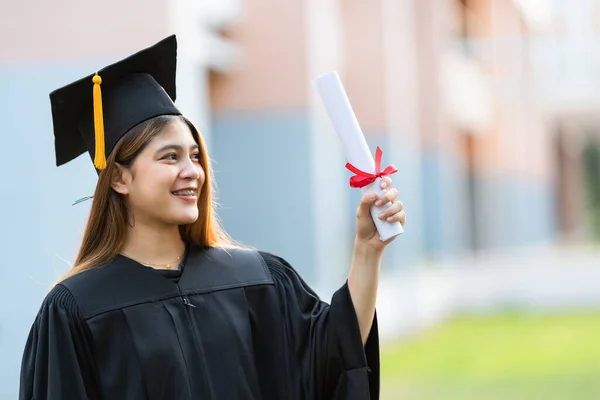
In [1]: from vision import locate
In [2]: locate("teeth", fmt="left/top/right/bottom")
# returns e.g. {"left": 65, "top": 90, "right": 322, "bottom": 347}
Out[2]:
{"left": 173, "top": 190, "right": 196, "bottom": 196}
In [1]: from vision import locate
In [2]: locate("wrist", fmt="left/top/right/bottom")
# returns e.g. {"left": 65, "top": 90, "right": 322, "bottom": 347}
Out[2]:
{"left": 352, "top": 238, "right": 383, "bottom": 266}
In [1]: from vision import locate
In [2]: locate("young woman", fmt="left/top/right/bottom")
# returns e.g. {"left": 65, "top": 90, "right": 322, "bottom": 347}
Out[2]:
{"left": 20, "top": 35, "right": 406, "bottom": 400}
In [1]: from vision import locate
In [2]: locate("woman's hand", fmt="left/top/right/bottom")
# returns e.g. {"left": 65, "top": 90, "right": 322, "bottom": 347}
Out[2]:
{"left": 349, "top": 176, "right": 405, "bottom": 344}
{"left": 355, "top": 176, "right": 406, "bottom": 254}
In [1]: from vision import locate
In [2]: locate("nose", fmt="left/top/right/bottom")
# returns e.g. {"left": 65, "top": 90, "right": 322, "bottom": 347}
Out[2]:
{"left": 179, "top": 157, "right": 201, "bottom": 181}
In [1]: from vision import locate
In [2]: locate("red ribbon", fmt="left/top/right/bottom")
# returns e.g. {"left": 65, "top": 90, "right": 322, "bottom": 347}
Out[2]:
{"left": 345, "top": 147, "right": 397, "bottom": 188}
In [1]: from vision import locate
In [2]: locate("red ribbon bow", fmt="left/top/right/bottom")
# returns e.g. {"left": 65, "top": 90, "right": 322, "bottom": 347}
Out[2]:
{"left": 345, "top": 147, "right": 398, "bottom": 188}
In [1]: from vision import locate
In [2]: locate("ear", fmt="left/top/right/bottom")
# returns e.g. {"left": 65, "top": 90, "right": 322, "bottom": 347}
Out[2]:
{"left": 110, "top": 163, "right": 132, "bottom": 195}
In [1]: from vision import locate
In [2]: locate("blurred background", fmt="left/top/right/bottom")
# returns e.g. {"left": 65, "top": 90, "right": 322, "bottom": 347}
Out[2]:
{"left": 2, "top": 0, "right": 600, "bottom": 398}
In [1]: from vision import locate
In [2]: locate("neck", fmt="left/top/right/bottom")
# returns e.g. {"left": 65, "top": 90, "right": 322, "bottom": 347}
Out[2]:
{"left": 121, "top": 222, "right": 186, "bottom": 268}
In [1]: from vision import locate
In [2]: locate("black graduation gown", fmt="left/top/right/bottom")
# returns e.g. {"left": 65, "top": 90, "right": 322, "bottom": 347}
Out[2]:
{"left": 19, "top": 246, "right": 380, "bottom": 399}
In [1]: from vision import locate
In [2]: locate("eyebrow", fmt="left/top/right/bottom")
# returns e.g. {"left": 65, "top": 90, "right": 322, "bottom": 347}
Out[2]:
{"left": 155, "top": 144, "right": 200, "bottom": 153}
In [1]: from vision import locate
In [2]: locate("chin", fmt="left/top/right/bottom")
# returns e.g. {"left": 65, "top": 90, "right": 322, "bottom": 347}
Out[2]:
{"left": 173, "top": 211, "right": 200, "bottom": 225}
{"left": 156, "top": 205, "right": 199, "bottom": 226}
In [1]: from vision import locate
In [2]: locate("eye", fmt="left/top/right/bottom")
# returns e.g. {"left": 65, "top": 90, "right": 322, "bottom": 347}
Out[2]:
{"left": 191, "top": 153, "right": 201, "bottom": 162}
{"left": 162, "top": 153, "right": 178, "bottom": 161}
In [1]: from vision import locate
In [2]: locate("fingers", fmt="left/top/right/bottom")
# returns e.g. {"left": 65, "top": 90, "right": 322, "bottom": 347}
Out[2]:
{"left": 375, "top": 187, "right": 398, "bottom": 208}
{"left": 356, "top": 192, "right": 379, "bottom": 218}
{"left": 380, "top": 177, "right": 392, "bottom": 191}
{"left": 398, "top": 210, "right": 407, "bottom": 226}
{"left": 377, "top": 200, "right": 404, "bottom": 222}
{"left": 380, "top": 208, "right": 406, "bottom": 226}
{"left": 357, "top": 182, "right": 406, "bottom": 227}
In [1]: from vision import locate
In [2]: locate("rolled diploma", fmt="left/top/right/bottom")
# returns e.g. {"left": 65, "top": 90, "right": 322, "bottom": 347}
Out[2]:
{"left": 315, "top": 71, "right": 403, "bottom": 241}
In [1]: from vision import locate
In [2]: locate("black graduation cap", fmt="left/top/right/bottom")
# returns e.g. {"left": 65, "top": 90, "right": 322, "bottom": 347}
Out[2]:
{"left": 50, "top": 35, "right": 181, "bottom": 170}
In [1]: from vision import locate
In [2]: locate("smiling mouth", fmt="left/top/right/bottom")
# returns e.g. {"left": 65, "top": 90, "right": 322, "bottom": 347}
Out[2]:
{"left": 171, "top": 189, "right": 197, "bottom": 196}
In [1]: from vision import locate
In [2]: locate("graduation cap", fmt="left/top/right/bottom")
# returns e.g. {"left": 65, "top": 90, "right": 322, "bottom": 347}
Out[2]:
{"left": 50, "top": 35, "right": 181, "bottom": 170}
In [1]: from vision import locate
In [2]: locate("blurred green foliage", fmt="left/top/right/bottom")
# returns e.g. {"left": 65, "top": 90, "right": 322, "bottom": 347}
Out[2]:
{"left": 583, "top": 140, "right": 600, "bottom": 241}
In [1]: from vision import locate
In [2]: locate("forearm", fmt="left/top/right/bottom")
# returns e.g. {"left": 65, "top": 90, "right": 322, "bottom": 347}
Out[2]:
{"left": 347, "top": 240, "right": 383, "bottom": 346}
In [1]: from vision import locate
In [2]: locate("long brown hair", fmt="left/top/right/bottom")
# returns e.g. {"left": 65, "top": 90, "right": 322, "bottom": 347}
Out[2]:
{"left": 58, "top": 115, "right": 237, "bottom": 283}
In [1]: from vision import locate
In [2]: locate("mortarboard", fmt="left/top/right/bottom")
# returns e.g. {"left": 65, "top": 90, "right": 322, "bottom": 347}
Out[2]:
{"left": 50, "top": 35, "right": 181, "bottom": 170}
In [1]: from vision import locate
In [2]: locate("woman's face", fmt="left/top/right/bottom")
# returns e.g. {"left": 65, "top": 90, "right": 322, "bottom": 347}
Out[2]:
{"left": 114, "top": 118, "right": 205, "bottom": 228}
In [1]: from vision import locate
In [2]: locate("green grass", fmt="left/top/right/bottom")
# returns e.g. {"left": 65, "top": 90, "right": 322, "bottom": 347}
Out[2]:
{"left": 380, "top": 312, "right": 600, "bottom": 399}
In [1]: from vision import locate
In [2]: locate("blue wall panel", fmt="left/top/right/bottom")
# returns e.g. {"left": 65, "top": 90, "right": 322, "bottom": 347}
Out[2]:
{"left": 0, "top": 63, "right": 104, "bottom": 399}
{"left": 210, "top": 110, "right": 318, "bottom": 283}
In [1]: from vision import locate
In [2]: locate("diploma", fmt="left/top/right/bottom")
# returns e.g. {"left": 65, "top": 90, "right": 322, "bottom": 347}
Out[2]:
{"left": 315, "top": 71, "right": 403, "bottom": 241}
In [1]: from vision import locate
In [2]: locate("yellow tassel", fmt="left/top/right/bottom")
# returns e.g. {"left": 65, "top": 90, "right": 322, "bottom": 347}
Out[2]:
{"left": 92, "top": 72, "right": 106, "bottom": 170}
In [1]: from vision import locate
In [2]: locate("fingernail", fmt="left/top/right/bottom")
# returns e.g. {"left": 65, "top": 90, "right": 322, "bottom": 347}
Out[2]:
{"left": 378, "top": 212, "right": 385, "bottom": 219}
{"left": 375, "top": 200, "right": 383, "bottom": 207}
{"left": 386, "top": 216, "right": 394, "bottom": 222}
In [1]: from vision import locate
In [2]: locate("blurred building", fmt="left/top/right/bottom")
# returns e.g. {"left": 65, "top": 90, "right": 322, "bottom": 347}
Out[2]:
{"left": 209, "top": 0, "right": 561, "bottom": 279}
{"left": 2, "top": 0, "right": 600, "bottom": 397}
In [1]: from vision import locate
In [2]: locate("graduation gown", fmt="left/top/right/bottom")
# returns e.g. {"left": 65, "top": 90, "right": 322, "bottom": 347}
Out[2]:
{"left": 20, "top": 246, "right": 380, "bottom": 399}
